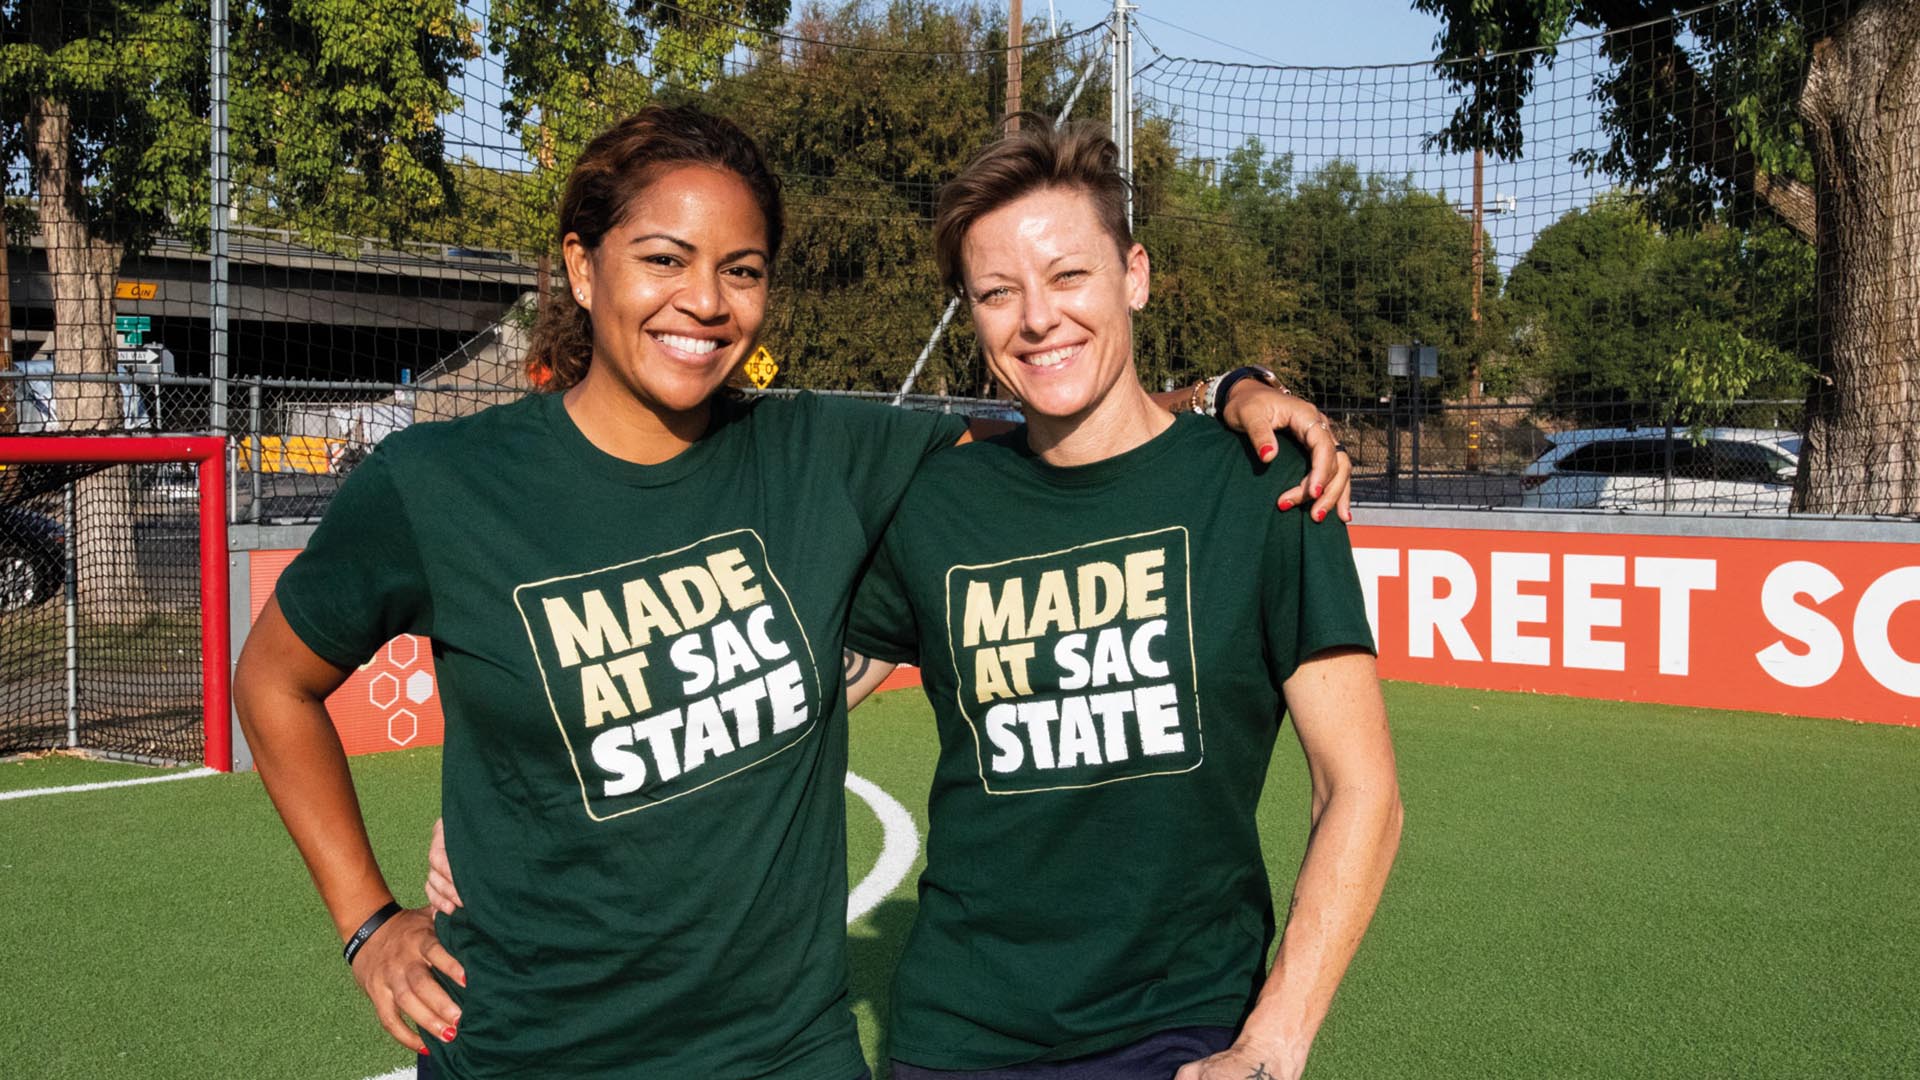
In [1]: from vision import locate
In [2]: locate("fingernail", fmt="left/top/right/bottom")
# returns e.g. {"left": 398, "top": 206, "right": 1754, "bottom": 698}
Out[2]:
{"left": 442, "top": 1026, "right": 458, "bottom": 1042}
{"left": 458, "top": 974, "right": 468, "bottom": 987}
{"left": 417, "top": 1045, "right": 430, "bottom": 1055}
{"left": 1278, "top": 500, "right": 1294, "bottom": 511}
{"left": 1312, "top": 483, "right": 1323, "bottom": 498}
{"left": 1258, "top": 444, "right": 1275, "bottom": 461}
{"left": 1315, "top": 509, "right": 1327, "bottom": 521}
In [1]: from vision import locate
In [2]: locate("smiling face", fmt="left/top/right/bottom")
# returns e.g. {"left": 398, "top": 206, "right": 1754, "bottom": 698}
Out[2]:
{"left": 564, "top": 163, "right": 771, "bottom": 419}
{"left": 960, "top": 185, "right": 1149, "bottom": 423}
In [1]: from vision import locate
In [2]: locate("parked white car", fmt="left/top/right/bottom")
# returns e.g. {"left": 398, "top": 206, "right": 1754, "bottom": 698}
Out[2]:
{"left": 1521, "top": 427, "right": 1801, "bottom": 513}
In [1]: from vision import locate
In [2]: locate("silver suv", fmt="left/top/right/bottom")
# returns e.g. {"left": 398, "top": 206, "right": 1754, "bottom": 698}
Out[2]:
{"left": 1520, "top": 427, "right": 1801, "bottom": 513}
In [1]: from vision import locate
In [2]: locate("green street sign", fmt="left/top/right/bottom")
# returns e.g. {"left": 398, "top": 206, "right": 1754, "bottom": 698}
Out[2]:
{"left": 113, "top": 316, "right": 152, "bottom": 333}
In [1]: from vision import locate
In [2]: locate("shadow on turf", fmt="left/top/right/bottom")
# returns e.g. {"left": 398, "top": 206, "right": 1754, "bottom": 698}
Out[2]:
{"left": 848, "top": 896, "right": 919, "bottom": 1073}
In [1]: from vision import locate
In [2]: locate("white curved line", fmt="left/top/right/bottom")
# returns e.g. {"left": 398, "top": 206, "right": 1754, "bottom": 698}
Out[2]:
{"left": 844, "top": 771, "right": 919, "bottom": 925}
{"left": 0, "top": 766, "right": 217, "bottom": 801}
{"left": 360, "top": 773, "right": 918, "bottom": 1080}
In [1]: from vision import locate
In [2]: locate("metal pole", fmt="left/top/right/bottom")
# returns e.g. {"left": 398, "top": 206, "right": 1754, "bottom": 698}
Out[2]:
{"left": 1110, "top": 0, "right": 1133, "bottom": 228}
{"left": 209, "top": 0, "right": 231, "bottom": 436}
{"left": 62, "top": 482, "right": 77, "bottom": 749}
{"left": 893, "top": 298, "right": 962, "bottom": 404}
{"left": 248, "top": 380, "right": 261, "bottom": 523}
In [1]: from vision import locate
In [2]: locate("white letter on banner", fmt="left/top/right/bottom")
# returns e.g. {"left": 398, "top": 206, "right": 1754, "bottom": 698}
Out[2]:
{"left": 1490, "top": 552, "right": 1552, "bottom": 667}
{"left": 1755, "top": 561, "right": 1845, "bottom": 688}
{"left": 1853, "top": 567, "right": 1920, "bottom": 698}
{"left": 1408, "top": 549, "right": 1481, "bottom": 662}
{"left": 1562, "top": 555, "right": 1626, "bottom": 671}
{"left": 1634, "top": 557, "right": 1718, "bottom": 676}
{"left": 1351, "top": 548, "right": 1400, "bottom": 649}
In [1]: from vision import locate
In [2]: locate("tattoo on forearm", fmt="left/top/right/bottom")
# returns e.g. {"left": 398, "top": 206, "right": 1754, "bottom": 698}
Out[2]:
{"left": 1246, "top": 1065, "right": 1275, "bottom": 1080}
{"left": 843, "top": 650, "right": 872, "bottom": 685}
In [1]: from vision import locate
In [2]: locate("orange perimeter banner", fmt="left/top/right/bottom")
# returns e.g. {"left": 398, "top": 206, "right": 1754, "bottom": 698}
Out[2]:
{"left": 247, "top": 525, "right": 1918, "bottom": 755}
{"left": 1348, "top": 525, "right": 1917, "bottom": 726}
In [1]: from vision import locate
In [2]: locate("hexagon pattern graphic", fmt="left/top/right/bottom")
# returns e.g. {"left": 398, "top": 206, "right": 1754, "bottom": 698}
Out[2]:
{"left": 369, "top": 672, "right": 400, "bottom": 711}
{"left": 406, "top": 670, "right": 434, "bottom": 705}
{"left": 360, "top": 634, "right": 434, "bottom": 747}
{"left": 388, "top": 709, "right": 419, "bottom": 747}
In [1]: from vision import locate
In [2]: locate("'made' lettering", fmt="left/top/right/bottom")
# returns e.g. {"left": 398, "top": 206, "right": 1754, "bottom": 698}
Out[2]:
{"left": 962, "top": 550, "right": 1167, "bottom": 648}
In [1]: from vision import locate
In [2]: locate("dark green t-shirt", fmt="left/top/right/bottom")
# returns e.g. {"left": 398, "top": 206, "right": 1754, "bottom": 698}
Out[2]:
{"left": 847, "top": 413, "right": 1375, "bottom": 1069}
{"left": 276, "top": 390, "right": 964, "bottom": 1080}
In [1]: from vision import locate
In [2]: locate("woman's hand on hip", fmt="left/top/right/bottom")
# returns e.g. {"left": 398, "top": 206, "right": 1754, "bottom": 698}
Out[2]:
{"left": 352, "top": 906, "right": 467, "bottom": 1054}
{"left": 425, "top": 817, "right": 464, "bottom": 915}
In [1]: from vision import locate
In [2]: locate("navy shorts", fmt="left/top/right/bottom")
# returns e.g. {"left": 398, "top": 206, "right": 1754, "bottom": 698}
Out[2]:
{"left": 417, "top": 1050, "right": 870, "bottom": 1079}
{"left": 890, "top": 1026, "right": 1237, "bottom": 1080}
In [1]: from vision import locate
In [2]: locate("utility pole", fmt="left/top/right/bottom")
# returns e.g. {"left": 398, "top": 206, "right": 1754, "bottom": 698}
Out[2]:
{"left": 1007, "top": 0, "right": 1023, "bottom": 130}
{"left": 1467, "top": 145, "right": 1485, "bottom": 469}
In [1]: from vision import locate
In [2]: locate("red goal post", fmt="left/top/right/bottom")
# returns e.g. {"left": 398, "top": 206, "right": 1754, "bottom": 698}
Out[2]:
{"left": 0, "top": 436, "right": 231, "bottom": 771}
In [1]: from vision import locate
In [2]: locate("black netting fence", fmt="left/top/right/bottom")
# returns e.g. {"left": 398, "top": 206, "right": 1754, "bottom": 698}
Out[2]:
{"left": 0, "top": 464, "right": 203, "bottom": 763}
{"left": 3, "top": 0, "right": 1916, "bottom": 521}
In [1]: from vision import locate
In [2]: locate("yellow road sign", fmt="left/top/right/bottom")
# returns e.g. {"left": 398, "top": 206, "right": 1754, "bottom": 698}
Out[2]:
{"left": 115, "top": 281, "right": 158, "bottom": 300}
{"left": 743, "top": 346, "right": 779, "bottom": 389}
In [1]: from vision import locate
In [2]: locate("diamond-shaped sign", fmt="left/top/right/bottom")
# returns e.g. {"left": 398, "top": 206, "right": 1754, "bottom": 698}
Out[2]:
{"left": 742, "top": 346, "right": 779, "bottom": 389}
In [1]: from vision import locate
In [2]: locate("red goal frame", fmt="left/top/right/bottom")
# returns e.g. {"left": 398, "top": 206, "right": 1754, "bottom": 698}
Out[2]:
{"left": 0, "top": 436, "right": 231, "bottom": 771}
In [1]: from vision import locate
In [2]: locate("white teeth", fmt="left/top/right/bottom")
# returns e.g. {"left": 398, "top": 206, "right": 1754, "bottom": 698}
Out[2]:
{"left": 1025, "top": 345, "right": 1077, "bottom": 368}
{"left": 655, "top": 332, "right": 721, "bottom": 356}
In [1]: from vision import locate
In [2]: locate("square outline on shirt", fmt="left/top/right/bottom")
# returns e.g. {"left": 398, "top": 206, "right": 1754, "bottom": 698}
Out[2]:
{"left": 942, "top": 525, "right": 1203, "bottom": 795}
{"left": 513, "top": 527, "right": 822, "bottom": 822}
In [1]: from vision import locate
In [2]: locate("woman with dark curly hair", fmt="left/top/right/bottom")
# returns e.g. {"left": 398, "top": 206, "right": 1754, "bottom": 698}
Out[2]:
{"left": 236, "top": 104, "right": 1349, "bottom": 1080}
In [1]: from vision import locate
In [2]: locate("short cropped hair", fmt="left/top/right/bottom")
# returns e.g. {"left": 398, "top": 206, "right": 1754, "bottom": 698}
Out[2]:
{"left": 931, "top": 114, "right": 1133, "bottom": 297}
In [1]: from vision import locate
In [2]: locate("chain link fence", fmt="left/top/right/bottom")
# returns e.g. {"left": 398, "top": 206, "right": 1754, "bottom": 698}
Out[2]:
{"left": 4, "top": 0, "right": 1915, "bottom": 525}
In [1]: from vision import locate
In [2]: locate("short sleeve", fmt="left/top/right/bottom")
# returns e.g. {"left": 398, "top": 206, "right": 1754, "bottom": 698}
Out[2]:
{"left": 274, "top": 450, "right": 432, "bottom": 669}
{"left": 809, "top": 395, "right": 967, "bottom": 540}
{"left": 845, "top": 527, "right": 919, "bottom": 665}
{"left": 1261, "top": 476, "right": 1376, "bottom": 688}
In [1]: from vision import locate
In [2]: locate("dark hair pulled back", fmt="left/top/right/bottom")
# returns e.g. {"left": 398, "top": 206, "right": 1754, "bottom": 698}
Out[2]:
{"left": 526, "top": 105, "right": 784, "bottom": 391}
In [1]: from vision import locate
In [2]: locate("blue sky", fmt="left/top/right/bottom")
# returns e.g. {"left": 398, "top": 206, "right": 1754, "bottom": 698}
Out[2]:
{"left": 442, "top": 0, "right": 1617, "bottom": 269}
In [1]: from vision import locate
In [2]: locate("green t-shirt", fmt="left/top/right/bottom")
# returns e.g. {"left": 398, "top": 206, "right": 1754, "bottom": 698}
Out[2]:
{"left": 847, "top": 413, "right": 1375, "bottom": 1069}
{"left": 276, "top": 390, "right": 964, "bottom": 1080}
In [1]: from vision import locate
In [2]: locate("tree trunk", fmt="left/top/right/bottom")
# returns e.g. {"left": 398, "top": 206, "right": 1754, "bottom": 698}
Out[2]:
{"left": 1795, "top": 0, "right": 1920, "bottom": 515}
{"left": 26, "top": 93, "right": 143, "bottom": 619}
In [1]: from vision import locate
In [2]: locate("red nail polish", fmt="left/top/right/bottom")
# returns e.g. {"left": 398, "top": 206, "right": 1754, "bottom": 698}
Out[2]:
{"left": 1312, "top": 484, "right": 1323, "bottom": 498}
{"left": 1259, "top": 445, "right": 1275, "bottom": 461}
{"left": 442, "top": 1026, "right": 458, "bottom": 1042}
{"left": 1278, "top": 500, "right": 1294, "bottom": 512}
{"left": 1315, "top": 509, "right": 1326, "bottom": 521}
{"left": 417, "top": 1045, "right": 430, "bottom": 1055}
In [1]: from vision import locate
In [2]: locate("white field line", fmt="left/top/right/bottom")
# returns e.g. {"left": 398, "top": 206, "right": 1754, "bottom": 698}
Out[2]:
{"left": 844, "top": 770, "right": 919, "bottom": 924}
{"left": 360, "top": 771, "right": 919, "bottom": 1080}
{"left": 0, "top": 766, "right": 218, "bottom": 801}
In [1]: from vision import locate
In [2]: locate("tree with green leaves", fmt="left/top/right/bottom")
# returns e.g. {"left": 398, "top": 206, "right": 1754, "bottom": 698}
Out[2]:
{"left": 1415, "top": 0, "right": 1919, "bottom": 513}
{"left": 1, "top": 0, "right": 476, "bottom": 615}
{"left": 1504, "top": 194, "right": 1813, "bottom": 425}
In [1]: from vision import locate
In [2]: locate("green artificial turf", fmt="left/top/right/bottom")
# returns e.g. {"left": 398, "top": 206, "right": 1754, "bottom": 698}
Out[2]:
{"left": 1, "top": 683, "right": 1916, "bottom": 1079}
{"left": 0, "top": 752, "right": 196, "bottom": 793}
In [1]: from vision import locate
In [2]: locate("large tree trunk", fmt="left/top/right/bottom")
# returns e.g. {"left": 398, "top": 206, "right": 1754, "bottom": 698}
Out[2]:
{"left": 26, "top": 94, "right": 143, "bottom": 620}
{"left": 1795, "top": 0, "right": 1920, "bottom": 515}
